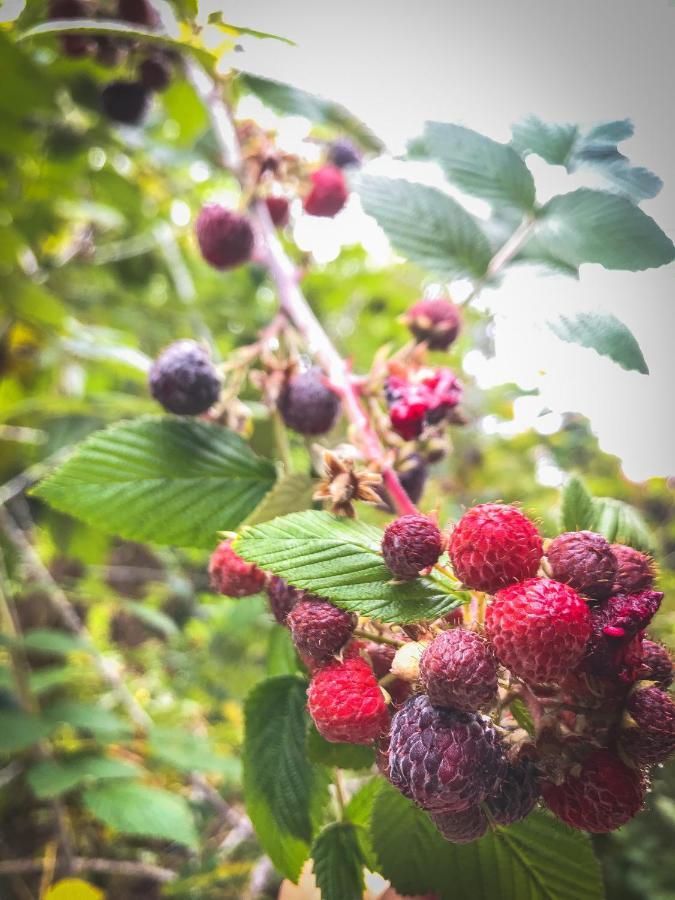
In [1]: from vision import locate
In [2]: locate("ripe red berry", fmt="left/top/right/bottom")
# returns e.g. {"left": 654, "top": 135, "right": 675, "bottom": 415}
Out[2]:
{"left": 101, "top": 81, "right": 150, "bottom": 125}
{"left": 620, "top": 685, "right": 675, "bottom": 765}
{"left": 449, "top": 503, "right": 542, "bottom": 594}
{"left": 148, "top": 339, "right": 221, "bottom": 415}
{"left": 381, "top": 515, "right": 443, "bottom": 580}
{"left": 485, "top": 757, "right": 539, "bottom": 825}
{"left": 385, "top": 368, "right": 463, "bottom": 440}
{"left": 611, "top": 544, "right": 656, "bottom": 594}
{"left": 429, "top": 805, "right": 489, "bottom": 844}
{"left": 388, "top": 694, "right": 506, "bottom": 813}
{"left": 640, "top": 638, "right": 673, "bottom": 688}
{"left": 266, "top": 575, "right": 302, "bottom": 625}
{"left": 139, "top": 56, "right": 172, "bottom": 92}
{"left": 287, "top": 598, "right": 356, "bottom": 661}
{"left": 546, "top": 531, "right": 617, "bottom": 600}
{"left": 542, "top": 749, "right": 645, "bottom": 833}
{"left": 327, "top": 138, "right": 362, "bottom": 169}
{"left": 278, "top": 369, "right": 341, "bottom": 436}
{"left": 195, "top": 205, "right": 254, "bottom": 270}
{"left": 303, "top": 165, "right": 348, "bottom": 217}
{"left": 209, "top": 540, "right": 266, "bottom": 598}
{"left": 420, "top": 629, "right": 498, "bottom": 712}
{"left": 117, "top": 0, "right": 160, "bottom": 27}
{"left": 404, "top": 298, "right": 462, "bottom": 351}
{"left": 486, "top": 577, "right": 591, "bottom": 685}
{"left": 265, "top": 196, "right": 290, "bottom": 228}
{"left": 307, "top": 657, "right": 389, "bottom": 744}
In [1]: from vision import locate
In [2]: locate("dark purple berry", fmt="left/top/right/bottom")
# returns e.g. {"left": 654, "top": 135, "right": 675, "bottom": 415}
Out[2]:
{"left": 382, "top": 515, "right": 443, "bottom": 580}
{"left": 139, "top": 56, "right": 172, "bottom": 92}
{"left": 195, "top": 205, "right": 254, "bottom": 270}
{"left": 420, "top": 628, "right": 498, "bottom": 712}
{"left": 546, "top": 531, "right": 618, "bottom": 600}
{"left": 149, "top": 339, "right": 221, "bottom": 415}
{"left": 278, "top": 369, "right": 341, "bottom": 436}
{"left": 287, "top": 598, "right": 356, "bottom": 662}
{"left": 101, "top": 80, "right": 150, "bottom": 125}
{"left": 327, "top": 138, "right": 362, "bottom": 169}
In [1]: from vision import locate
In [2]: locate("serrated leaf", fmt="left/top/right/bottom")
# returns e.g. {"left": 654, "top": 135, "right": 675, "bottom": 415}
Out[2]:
{"left": 22, "top": 629, "right": 91, "bottom": 656}
{"left": 83, "top": 781, "right": 198, "bottom": 850}
{"left": 148, "top": 726, "right": 240, "bottom": 778}
{"left": 372, "top": 783, "right": 603, "bottom": 900}
{"left": 549, "top": 311, "right": 648, "bottom": 374}
{"left": 0, "top": 710, "right": 54, "bottom": 754}
{"left": 307, "top": 725, "right": 375, "bottom": 771}
{"left": 34, "top": 416, "right": 276, "bottom": 549}
{"left": 235, "top": 511, "right": 468, "bottom": 624}
{"left": 244, "top": 676, "right": 330, "bottom": 881}
{"left": 312, "top": 822, "right": 365, "bottom": 900}
{"left": 561, "top": 477, "right": 596, "bottom": 532}
{"left": 422, "top": 122, "right": 536, "bottom": 210}
{"left": 592, "top": 498, "right": 655, "bottom": 553}
{"left": 344, "top": 778, "right": 382, "bottom": 871}
{"left": 45, "top": 701, "right": 131, "bottom": 739}
{"left": 27, "top": 755, "right": 142, "bottom": 799}
{"left": 244, "top": 472, "right": 318, "bottom": 527}
{"left": 512, "top": 116, "right": 579, "bottom": 166}
{"left": 357, "top": 175, "right": 492, "bottom": 279}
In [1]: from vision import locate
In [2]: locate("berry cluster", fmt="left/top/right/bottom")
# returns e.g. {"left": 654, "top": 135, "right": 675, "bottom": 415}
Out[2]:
{"left": 385, "top": 366, "right": 463, "bottom": 440}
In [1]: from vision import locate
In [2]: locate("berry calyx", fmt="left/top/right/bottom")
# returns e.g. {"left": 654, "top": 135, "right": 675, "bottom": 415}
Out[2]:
{"left": 381, "top": 515, "right": 443, "bottom": 580}
{"left": 327, "top": 138, "right": 362, "bottom": 169}
{"left": 611, "top": 544, "right": 656, "bottom": 594}
{"left": 265, "top": 196, "right": 290, "bottom": 228}
{"left": 266, "top": 576, "right": 303, "bottom": 625}
{"left": 449, "top": 503, "right": 542, "bottom": 594}
{"left": 420, "top": 629, "right": 498, "bottom": 712}
{"left": 429, "top": 806, "right": 489, "bottom": 844}
{"left": 307, "top": 656, "right": 389, "bottom": 744}
{"left": 287, "top": 597, "right": 356, "bottom": 662}
{"left": 148, "top": 339, "right": 221, "bottom": 415}
{"left": 620, "top": 685, "right": 675, "bottom": 765}
{"left": 546, "top": 530, "right": 617, "bottom": 600}
{"left": 486, "top": 577, "right": 591, "bottom": 685}
{"left": 101, "top": 81, "right": 150, "bottom": 125}
{"left": 209, "top": 540, "right": 266, "bottom": 598}
{"left": 195, "top": 205, "right": 255, "bottom": 270}
{"left": 639, "top": 638, "right": 673, "bottom": 688}
{"left": 303, "top": 165, "right": 348, "bottom": 217}
{"left": 277, "top": 368, "right": 341, "bottom": 436}
{"left": 404, "top": 297, "right": 462, "bottom": 351}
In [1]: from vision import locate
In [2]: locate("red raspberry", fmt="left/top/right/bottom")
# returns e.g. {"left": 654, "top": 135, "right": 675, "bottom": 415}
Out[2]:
{"left": 139, "top": 56, "right": 172, "bottom": 93}
{"left": 388, "top": 695, "right": 506, "bottom": 813}
{"left": 420, "top": 629, "right": 498, "bottom": 712}
{"left": 404, "top": 298, "right": 462, "bottom": 351}
{"left": 209, "top": 540, "right": 266, "bottom": 598}
{"left": 287, "top": 598, "right": 356, "bottom": 661}
{"left": 303, "top": 165, "right": 348, "bottom": 217}
{"left": 420, "top": 368, "right": 463, "bottom": 425}
{"left": 307, "top": 657, "right": 389, "bottom": 744}
{"left": 546, "top": 531, "right": 617, "bottom": 600}
{"left": 449, "top": 504, "right": 542, "bottom": 594}
{"left": 429, "top": 805, "right": 488, "bottom": 844}
{"left": 278, "top": 369, "right": 341, "bottom": 436}
{"left": 611, "top": 544, "right": 656, "bottom": 594}
{"left": 382, "top": 515, "right": 443, "bottom": 580}
{"left": 542, "top": 749, "right": 645, "bottom": 833}
{"left": 640, "top": 638, "right": 673, "bottom": 688}
{"left": 149, "top": 339, "right": 221, "bottom": 415}
{"left": 195, "top": 205, "right": 254, "bottom": 270}
{"left": 486, "top": 578, "right": 591, "bottom": 685}
{"left": 620, "top": 685, "right": 675, "bottom": 765}
{"left": 485, "top": 757, "right": 539, "bottom": 825}
{"left": 265, "top": 196, "right": 290, "bottom": 228}
{"left": 266, "top": 576, "right": 302, "bottom": 625}
{"left": 101, "top": 81, "right": 150, "bottom": 125}
{"left": 386, "top": 379, "right": 430, "bottom": 439}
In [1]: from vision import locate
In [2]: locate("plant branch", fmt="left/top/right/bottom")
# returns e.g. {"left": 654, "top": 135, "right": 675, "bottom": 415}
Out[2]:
{"left": 0, "top": 857, "right": 177, "bottom": 883}
{"left": 353, "top": 627, "right": 404, "bottom": 648}
{"left": 467, "top": 216, "right": 536, "bottom": 303}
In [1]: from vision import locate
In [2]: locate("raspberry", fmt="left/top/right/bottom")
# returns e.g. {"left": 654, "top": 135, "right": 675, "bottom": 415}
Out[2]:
{"left": 101, "top": 81, "right": 150, "bottom": 125}
{"left": 449, "top": 504, "right": 542, "bottom": 594}
{"left": 118, "top": 0, "right": 160, "bottom": 27}
{"left": 385, "top": 369, "right": 463, "bottom": 440}
{"left": 582, "top": 590, "right": 663, "bottom": 682}
{"left": 287, "top": 598, "right": 356, "bottom": 661}
{"left": 363, "top": 642, "right": 411, "bottom": 704}
{"left": 640, "top": 638, "right": 673, "bottom": 688}
{"left": 209, "top": 540, "right": 266, "bottom": 598}
{"left": 327, "top": 138, "right": 362, "bottom": 169}
{"left": 404, "top": 298, "right": 462, "bottom": 351}
{"left": 278, "top": 369, "right": 341, "bottom": 436}
{"left": 546, "top": 531, "right": 617, "bottom": 600}
{"left": 139, "top": 56, "right": 172, "bottom": 92}
{"left": 381, "top": 515, "right": 443, "bottom": 580}
{"left": 265, "top": 196, "right": 290, "bottom": 228}
{"left": 542, "top": 749, "right": 645, "bottom": 833}
{"left": 486, "top": 757, "right": 539, "bottom": 825}
{"left": 195, "top": 205, "right": 255, "bottom": 270}
{"left": 620, "top": 686, "right": 675, "bottom": 765}
{"left": 429, "top": 805, "right": 488, "bottom": 844}
{"left": 486, "top": 578, "right": 591, "bottom": 685}
{"left": 611, "top": 544, "right": 656, "bottom": 594}
{"left": 420, "top": 629, "right": 498, "bottom": 712}
{"left": 388, "top": 695, "right": 506, "bottom": 813}
{"left": 303, "top": 165, "right": 348, "bottom": 217}
{"left": 266, "top": 576, "right": 302, "bottom": 625}
{"left": 148, "top": 339, "right": 221, "bottom": 415}
{"left": 421, "top": 368, "right": 463, "bottom": 425}
{"left": 307, "top": 657, "right": 389, "bottom": 744}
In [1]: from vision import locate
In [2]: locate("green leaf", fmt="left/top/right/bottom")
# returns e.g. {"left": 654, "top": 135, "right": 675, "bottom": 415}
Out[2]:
{"left": 30, "top": 666, "right": 80, "bottom": 695}
{"left": 34, "top": 416, "right": 276, "bottom": 549}
{"left": 235, "top": 511, "right": 467, "bottom": 624}
{"left": 509, "top": 698, "right": 535, "bottom": 736}
{"left": 344, "top": 778, "right": 381, "bottom": 871}
{"left": 27, "top": 755, "right": 142, "bottom": 800}
{"left": 548, "top": 311, "right": 649, "bottom": 374}
{"left": 244, "top": 676, "right": 330, "bottom": 881}
{"left": 307, "top": 726, "right": 375, "bottom": 771}
{"left": 83, "top": 781, "right": 198, "bottom": 850}
{"left": 592, "top": 498, "right": 655, "bottom": 553}
{"left": 207, "top": 14, "right": 295, "bottom": 45}
{"left": 372, "top": 783, "right": 603, "bottom": 900}
{"left": 357, "top": 175, "right": 492, "bottom": 279}
{"left": 148, "top": 727, "right": 240, "bottom": 778}
{"left": 244, "top": 472, "right": 318, "bottom": 527}
{"left": 422, "top": 122, "right": 536, "bottom": 211}
{"left": 0, "top": 710, "right": 53, "bottom": 754}
{"left": 561, "top": 476, "right": 596, "bottom": 532}
{"left": 45, "top": 701, "right": 131, "bottom": 740}
{"left": 511, "top": 116, "right": 579, "bottom": 166}
{"left": 22, "top": 629, "right": 91, "bottom": 657}
{"left": 312, "top": 822, "right": 365, "bottom": 900}
{"left": 267, "top": 626, "right": 301, "bottom": 677}
{"left": 123, "top": 601, "right": 179, "bottom": 638}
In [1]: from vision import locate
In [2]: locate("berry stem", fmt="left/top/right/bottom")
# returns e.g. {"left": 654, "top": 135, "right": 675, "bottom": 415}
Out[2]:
{"left": 466, "top": 216, "right": 536, "bottom": 303}
{"left": 333, "top": 768, "right": 348, "bottom": 820}
{"left": 354, "top": 627, "right": 405, "bottom": 648}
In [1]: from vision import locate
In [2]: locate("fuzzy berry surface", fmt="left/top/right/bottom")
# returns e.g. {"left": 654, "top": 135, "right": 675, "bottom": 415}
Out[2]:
{"left": 303, "top": 165, "right": 348, "bottom": 217}
{"left": 195, "top": 205, "right": 254, "bottom": 270}
{"left": 287, "top": 598, "right": 356, "bottom": 661}
{"left": 266, "top": 576, "right": 303, "bottom": 625}
{"left": 265, "top": 196, "right": 290, "bottom": 228}
{"left": 621, "top": 686, "right": 675, "bottom": 765}
{"left": 277, "top": 368, "right": 341, "bottom": 436}
{"left": 139, "top": 56, "right": 172, "bottom": 92}
{"left": 420, "top": 629, "right": 498, "bottom": 712}
{"left": 388, "top": 694, "right": 506, "bottom": 813}
{"left": 101, "top": 81, "right": 149, "bottom": 125}
{"left": 486, "top": 758, "right": 539, "bottom": 825}
{"left": 542, "top": 749, "right": 645, "bottom": 833}
{"left": 405, "top": 298, "right": 462, "bottom": 351}
{"left": 449, "top": 504, "right": 542, "bottom": 594}
{"left": 486, "top": 577, "right": 591, "bottom": 685}
{"left": 307, "top": 657, "right": 389, "bottom": 744}
{"left": 640, "top": 638, "right": 673, "bottom": 688}
{"left": 546, "top": 531, "right": 617, "bottom": 600}
{"left": 429, "top": 805, "right": 488, "bottom": 844}
{"left": 209, "top": 540, "right": 266, "bottom": 598}
{"left": 612, "top": 544, "right": 656, "bottom": 594}
{"left": 148, "top": 339, "right": 221, "bottom": 415}
{"left": 382, "top": 515, "right": 443, "bottom": 580}
{"left": 327, "top": 138, "right": 362, "bottom": 169}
